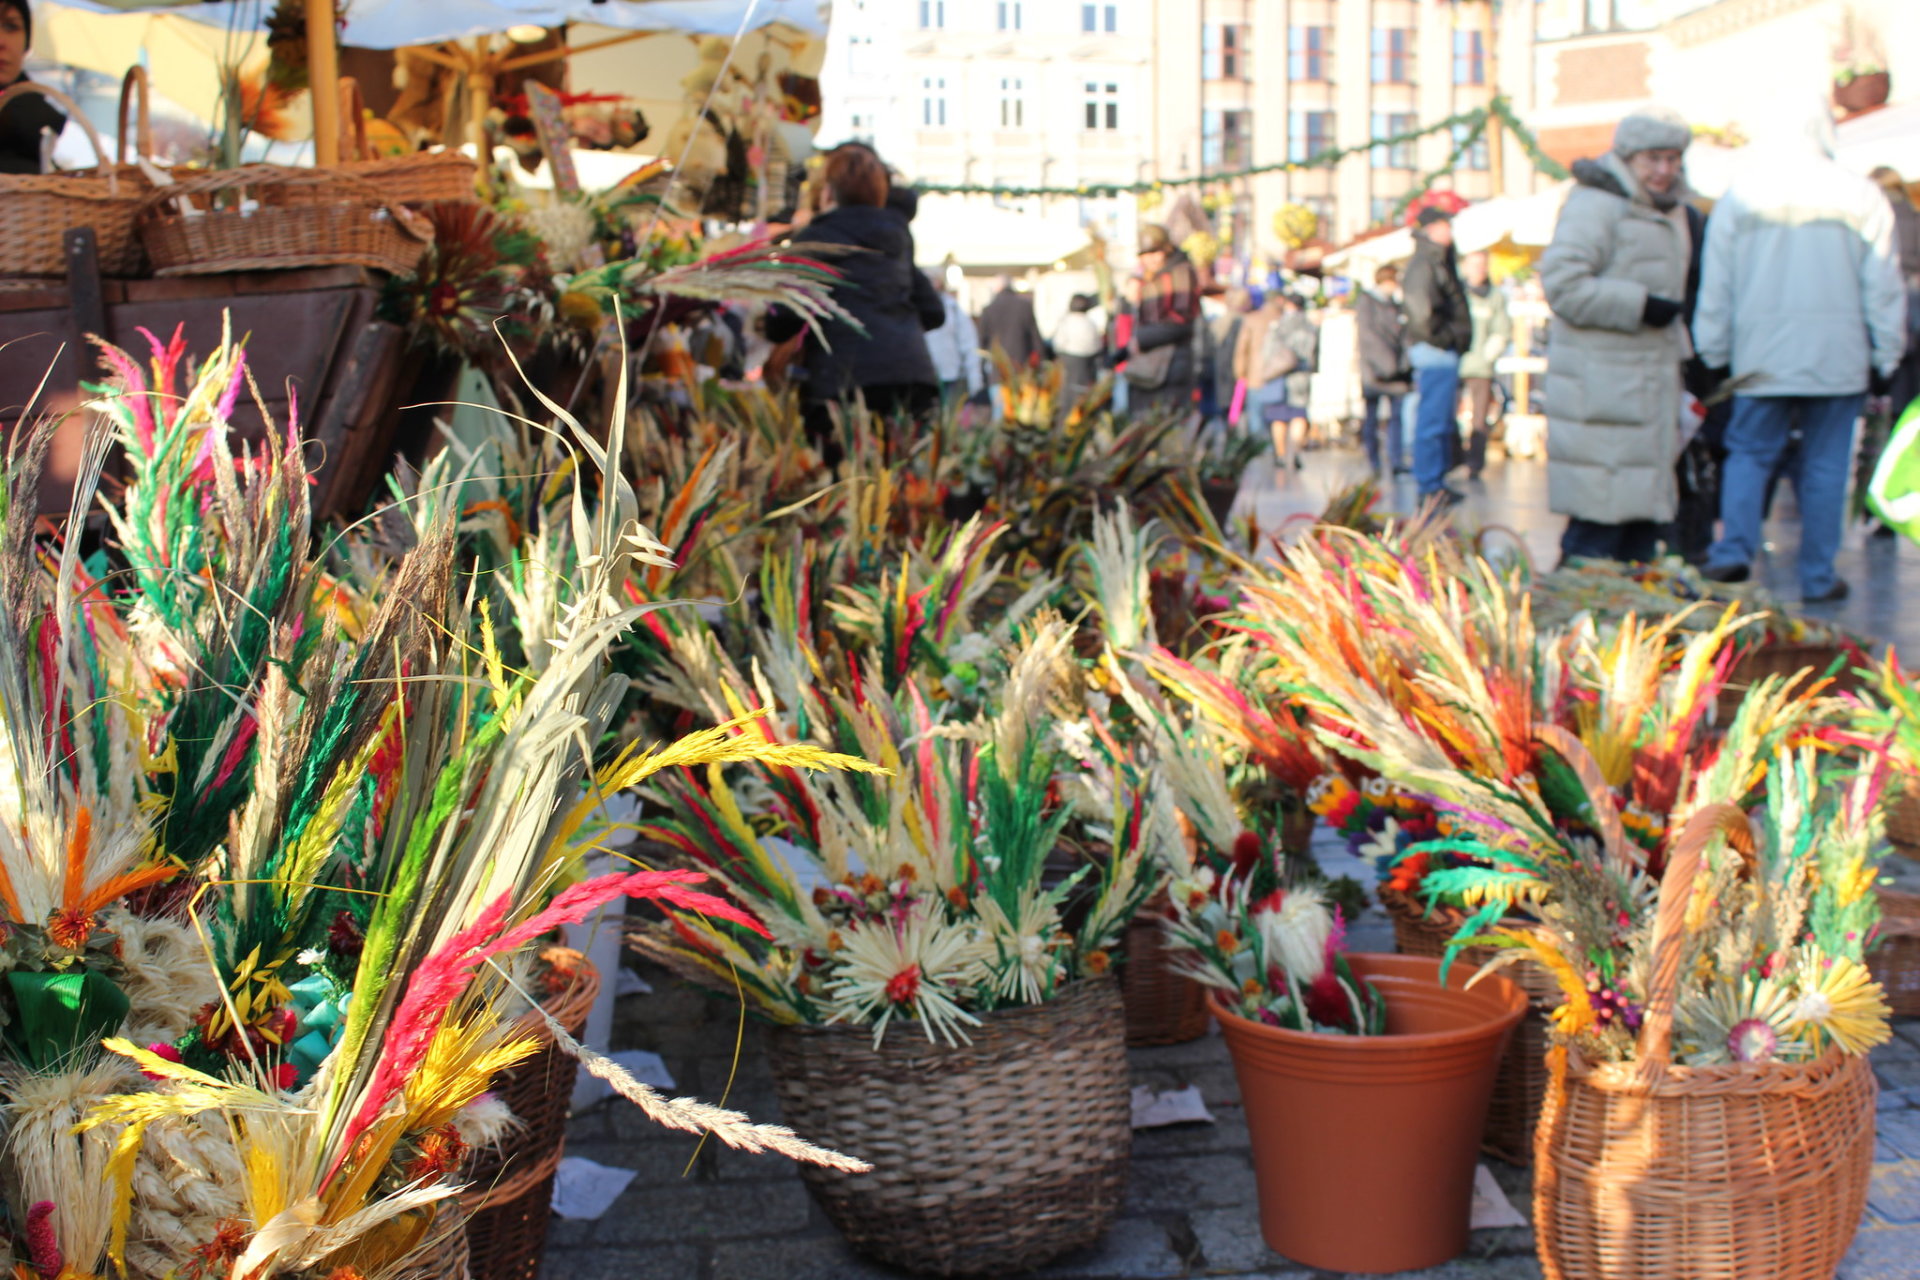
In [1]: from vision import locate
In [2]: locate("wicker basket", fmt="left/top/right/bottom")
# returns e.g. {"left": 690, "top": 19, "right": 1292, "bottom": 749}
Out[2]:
{"left": 1380, "top": 887, "right": 1557, "bottom": 1164}
{"left": 1534, "top": 830, "right": 1877, "bottom": 1280}
{"left": 1716, "top": 639, "right": 1858, "bottom": 722}
{"left": 1120, "top": 892, "right": 1210, "bottom": 1046}
{"left": 459, "top": 949, "right": 599, "bottom": 1280}
{"left": 1887, "top": 787, "right": 1920, "bottom": 861}
{"left": 337, "top": 77, "right": 478, "bottom": 206}
{"left": 137, "top": 165, "right": 432, "bottom": 278}
{"left": 392, "top": 1203, "right": 472, "bottom": 1280}
{"left": 0, "top": 81, "right": 149, "bottom": 277}
{"left": 1871, "top": 887, "right": 1920, "bottom": 1019}
{"left": 764, "top": 977, "right": 1131, "bottom": 1277}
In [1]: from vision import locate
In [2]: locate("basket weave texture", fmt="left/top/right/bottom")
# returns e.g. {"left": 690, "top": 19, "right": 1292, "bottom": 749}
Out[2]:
{"left": 393, "top": 1203, "right": 473, "bottom": 1280}
{"left": 460, "top": 950, "right": 598, "bottom": 1280}
{"left": 1381, "top": 887, "right": 1557, "bottom": 1164}
{"left": 0, "top": 81, "right": 149, "bottom": 276}
{"left": 1534, "top": 830, "right": 1877, "bottom": 1280}
{"left": 1871, "top": 887, "right": 1920, "bottom": 1019}
{"left": 1716, "top": 640, "right": 1858, "bottom": 722}
{"left": 764, "top": 976, "right": 1131, "bottom": 1277}
{"left": 137, "top": 164, "right": 431, "bottom": 277}
{"left": 336, "top": 77, "right": 478, "bottom": 206}
{"left": 1888, "top": 788, "right": 1920, "bottom": 860}
{"left": 1121, "top": 892, "right": 1210, "bottom": 1046}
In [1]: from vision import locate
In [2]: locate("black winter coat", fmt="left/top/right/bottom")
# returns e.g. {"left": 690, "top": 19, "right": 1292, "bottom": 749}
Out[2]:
{"left": 1401, "top": 235, "right": 1473, "bottom": 354}
{"left": 0, "top": 75, "right": 66, "bottom": 176}
{"left": 768, "top": 204, "right": 942, "bottom": 402}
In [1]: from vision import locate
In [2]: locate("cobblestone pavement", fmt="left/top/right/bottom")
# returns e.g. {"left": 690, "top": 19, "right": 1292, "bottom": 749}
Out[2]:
{"left": 542, "top": 450, "right": 1920, "bottom": 1279}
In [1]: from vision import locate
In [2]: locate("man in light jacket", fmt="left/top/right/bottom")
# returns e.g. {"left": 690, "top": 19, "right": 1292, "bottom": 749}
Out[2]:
{"left": 1695, "top": 98, "right": 1907, "bottom": 603}
{"left": 922, "top": 271, "right": 983, "bottom": 407}
{"left": 1401, "top": 207, "right": 1474, "bottom": 506}
{"left": 1539, "top": 107, "right": 1695, "bottom": 564}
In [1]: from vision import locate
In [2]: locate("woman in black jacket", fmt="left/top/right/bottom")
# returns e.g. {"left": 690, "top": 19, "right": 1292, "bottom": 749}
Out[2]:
{"left": 0, "top": 0, "right": 65, "bottom": 176}
{"left": 767, "top": 144, "right": 943, "bottom": 461}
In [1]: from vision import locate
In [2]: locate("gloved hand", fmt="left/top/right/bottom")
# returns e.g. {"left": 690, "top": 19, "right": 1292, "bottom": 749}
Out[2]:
{"left": 1641, "top": 295, "right": 1683, "bottom": 327}
{"left": 1869, "top": 367, "right": 1893, "bottom": 397}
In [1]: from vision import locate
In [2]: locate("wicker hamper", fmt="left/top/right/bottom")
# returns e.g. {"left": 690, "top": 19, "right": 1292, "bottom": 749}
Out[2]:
{"left": 0, "top": 81, "right": 149, "bottom": 279}
{"left": 460, "top": 950, "right": 599, "bottom": 1280}
{"left": 137, "top": 165, "right": 431, "bottom": 278}
{"left": 1381, "top": 887, "right": 1557, "bottom": 1164}
{"left": 1120, "top": 891, "right": 1210, "bottom": 1046}
{"left": 764, "top": 977, "right": 1131, "bottom": 1277}
{"left": 1534, "top": 835, "right": 1877, "bottom": 1280}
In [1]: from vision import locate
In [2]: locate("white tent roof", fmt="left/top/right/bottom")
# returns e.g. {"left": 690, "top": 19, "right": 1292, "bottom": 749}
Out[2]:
{"left": 42, "top": 0, "right": 826, "bottom": 48}
{"left": 1322, "top": 226, "right": 1413, "bottom": 277}
{"left": 1451, "top": 183, "right": 1570, "bottom": 253}
{"left": 909, "top": 202, "right": 1093, "bottom": 271}
{"left": 1835, "top": 100, "right": 1920, "bottom": 180}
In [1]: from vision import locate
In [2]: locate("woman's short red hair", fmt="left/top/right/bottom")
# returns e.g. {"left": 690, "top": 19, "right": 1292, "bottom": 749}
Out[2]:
{"left": 823, "top": 144, "right": 890, "bottom": 208}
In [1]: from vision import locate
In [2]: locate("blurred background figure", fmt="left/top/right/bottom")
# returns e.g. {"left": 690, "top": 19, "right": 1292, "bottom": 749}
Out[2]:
{"left": 1870, "top": 167, "right": 1920, "bottom": 414}
{"left": 1053, "top": 293, "right": 1105, "bottom": 404}
{"left": 977, "top": 272, "right": 1045, "bottom": 376}
{"left": 1539, "top": 107, "right": 1694, "bottom": 566}
{"left": 1356, "top": 264, "right": 1411, "bottom": 477}
{"left": 1208, "top": 288, "right": 1253, "bottom": 429}
{"left": 0, "top": 0, "right": 64, "bottom": 174}
{"left": 924, "top": 270, "right": 983, "bottom": 409}
{"left": 1458, "top": 250, "right": 1512, "bottom": 481}
{"left": 1402, "top": 207, "right": 1473, "bottom": 506}
{"left": 1126, "top": 223, "right": 1200, "bottom": 421}
{"left": 1696, "top": 98, "right": 1907, "bottom": 603}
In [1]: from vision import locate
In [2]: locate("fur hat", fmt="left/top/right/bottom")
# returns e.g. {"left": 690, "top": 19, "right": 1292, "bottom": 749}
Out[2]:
{"left": 1612, "top": 107, "right": 1692, "bottom": 157}
{"left": 1138, "top": 223, "right": 1173, "bottom": 254}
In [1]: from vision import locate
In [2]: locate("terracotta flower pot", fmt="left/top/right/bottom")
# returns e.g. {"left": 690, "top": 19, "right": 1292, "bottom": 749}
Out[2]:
{"left": 1211, "top": 954, "right": 1526, "bottom": 1274}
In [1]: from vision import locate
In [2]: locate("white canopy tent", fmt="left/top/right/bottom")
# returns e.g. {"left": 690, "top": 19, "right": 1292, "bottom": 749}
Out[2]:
{"left": 1835, "top": 100, "right": 1920, "bottom": 181}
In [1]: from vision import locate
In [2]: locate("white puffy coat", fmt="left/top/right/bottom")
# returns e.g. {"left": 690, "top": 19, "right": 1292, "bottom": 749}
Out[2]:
{"left": 1692, "top": 107, "right": 1906, "bottom": 396}
{"left": 1540, "top": 153, "right": 1691, "bottom": 524}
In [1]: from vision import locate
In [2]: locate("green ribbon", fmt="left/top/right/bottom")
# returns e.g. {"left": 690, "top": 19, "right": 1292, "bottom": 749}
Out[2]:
{"left": 6, "top": 970, "right": 130, "bottom": 1072}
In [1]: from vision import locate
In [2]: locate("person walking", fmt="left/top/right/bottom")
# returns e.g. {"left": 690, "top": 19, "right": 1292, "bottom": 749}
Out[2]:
{"left": 1268, "top": 293, "right": 1320, "bottom": 468}
{"left": 1401, "top": 208, "right": 1474, "bottom": 505}
{"left": 1209, "top": 289, "right": 1252, "bottom": 426}
{"left": 1694, "top": 98, "right": 1907, "bottom": 602}
{"left": 1458, "top": 250, "right": 1512, "bottom": 480}
{"left": 1355, "top": 264, "right": 1411, "bottom": 475}
{"left": 923, "top": 271, "right": 983, "bottom": 409}
{"left": 1538, "top": 108, "right": 1695, "bottom": 565}
{"left": 1053, "top": 293, "right": 1105, "bottom": 403}
{"left": 1127, "top": 224, "right": 1201, "bottom": 420}
{"left": 976, "top": 274, "right": 1046, "bottom": 372}
{"left": 766, "top": 144, "right": 943, "bottom": 460}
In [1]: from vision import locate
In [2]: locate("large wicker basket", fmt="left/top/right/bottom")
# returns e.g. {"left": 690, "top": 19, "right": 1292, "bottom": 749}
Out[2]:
{"left": 1871, "top": 887, "right": 1920, "bottom": 1019}
{"left": 0, "top": 81, "right": 149, "bottom": 278}
{"left": 1887, "top": 787, "right": 1920, "bottom": 861}
{"left": 337, "top": 77, "right": 478, "bottom": 206}
{"left": 392, "top": 1203, "right": 472, "bottom": 1280}
{"left": 460, "top": 949, "right": 599, "bottom": 1280}
{"left": 1716, "top": 639, "right": 1859, "bottom": 722}
{"left": 1120, "top": 893, "right": 1210, "bottom": 1046}
{"left": 1534, "top": 830, "right": 1877, "bottom": 1280}
{"left": 137, "top": 165, "right": 432, "bottom": 277}
{"left": 1380, "top": 887, "right": 1557, "bottom": 1164}
{"left": 764, "top": 977, "right": 1131, "bottom": 1277}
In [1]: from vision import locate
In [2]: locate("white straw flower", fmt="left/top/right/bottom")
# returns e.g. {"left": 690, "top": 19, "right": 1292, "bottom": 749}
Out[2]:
{"left": 1254, "top": 885, "right": 1334, "bottom": 983}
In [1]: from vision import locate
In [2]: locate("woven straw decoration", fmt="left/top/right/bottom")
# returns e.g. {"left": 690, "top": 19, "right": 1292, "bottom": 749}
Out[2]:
{"left": 764, "top": 977, "right": 1131, "bottom": 1277}
{"left": 1870, "top": 887, "right": 1920, "bottom": 1019}
{"left": 1120, "top": 892, "right": 1211, "bottom": 1046}
{"left": 1380, "top": 887, "right": 1557, "bottom": 1164}
{"left": 1533, "top": 817, "right": 1877, "bottom": 1280}
{"left": 460, "top": 950, "right": 600, "bottom": 1280}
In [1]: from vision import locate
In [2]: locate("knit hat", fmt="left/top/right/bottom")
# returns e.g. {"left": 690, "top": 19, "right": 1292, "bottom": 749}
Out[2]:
{"left": 1612, "top": 107, "right": 1691, "bottom": 157}
{"left": 1415, "top": 206, "right": 1452, "bottom": 228}
{"left": 1138, "top": 223, "right": 1173, "bottom": 254}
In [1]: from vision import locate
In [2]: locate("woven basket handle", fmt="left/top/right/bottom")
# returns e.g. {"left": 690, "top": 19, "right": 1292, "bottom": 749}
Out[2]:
{"left": 337, "top": 76, "right": 373, "bottom": 163}
{"left": 116, "top": 66, "right": 151, "bottom": 166}
{"left": 1631, "top": 801, "right": 1756, "bottom": 1081}
{"left": 0, "top": 80, "right": 114, "bottom": 191}
{"left": 138, "top": 162, "right": 433, "bottom": 243}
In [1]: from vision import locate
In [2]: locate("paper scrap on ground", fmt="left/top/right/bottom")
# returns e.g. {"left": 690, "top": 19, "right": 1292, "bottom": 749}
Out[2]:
{"left": 1129, "top": 1084, "right": 1216, "bottom": 1129}
{"left": 1471, "top": 1164, "right": 1528, "bottom": 1230}
{"left": 605, "top": 1048, "right": 675, "bottom": 1090}
{"left": 551, "top": 1156, "right": 638, "bottom": 1220}
{"left": 614, "top": 967, "right": 653, "bottom": 997}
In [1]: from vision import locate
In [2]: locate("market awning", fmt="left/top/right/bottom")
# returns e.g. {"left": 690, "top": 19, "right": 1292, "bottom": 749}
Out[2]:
{"left": 908, "top": 201, "right": 1095, "bottom": 272}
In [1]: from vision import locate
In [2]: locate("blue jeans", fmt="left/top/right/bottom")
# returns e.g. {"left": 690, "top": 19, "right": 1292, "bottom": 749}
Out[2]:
{"left": 1408, "top": 343, "right": 1462, "bottom": 495}
{"left": 1707, "top": 394, "right": 1863, "bottom": 597}
{"left": 1361, "top": 391, "right": 1405, "bottom": 472}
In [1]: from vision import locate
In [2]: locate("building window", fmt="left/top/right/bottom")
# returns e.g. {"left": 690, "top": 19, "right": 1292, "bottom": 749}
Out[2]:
{"left": 1082, "top": 3, "right": 1117, "bottom": 33}
{"left": 997, "top": 0, "right": 1022, "bottom": 31}
{"left": 848, "top": 112, "right": 874, "bottom": 143}
{"left": 1370, "top": 195, "right": 1401, "bottom": 227}
{"left": 918, "top": 0, "right": 944, "bottom": 29}
{"left": 1203, "top": 24, "right": 1250, "bottom": 81}
{"left": 1371, "top": 28, "right": 1413, "bottom": 83}
{"left": 846, "top": 34, "right": 871, "bottom": 74}
{"left": 1085, "top": 81, "right": 1120, "bottom": 130}
{"left": 1300, "top": 196, "right": 1336, "bottom": 238}
{"left": 1452, "top": 122, "right": 1490, "bottom": 170}
{"left": 920, "top": 76, "right": 948, "bottom": 127}
{"left": 1202, "top": 109, "right": 1252, "bottom": 171}
{"left": 1288, "top": 26, "right": 1329, "bottom": 81}
{"left": 1453, "top": 29, "right": 1486, "bottom": 85}
{"left": 1370, "top": 113, "right": 1417, "bottom": 168}
{"left": 1288, "top": 110, "right": 1335, "bottom": 163}
{"left": 999, "top": 77, "right": 1025, "bottom": 129}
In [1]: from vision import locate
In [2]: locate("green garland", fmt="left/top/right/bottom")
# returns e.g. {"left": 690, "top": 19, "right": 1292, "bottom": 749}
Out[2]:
{"left": 915, "top": 95, "right": 1566, "bottom": 199}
